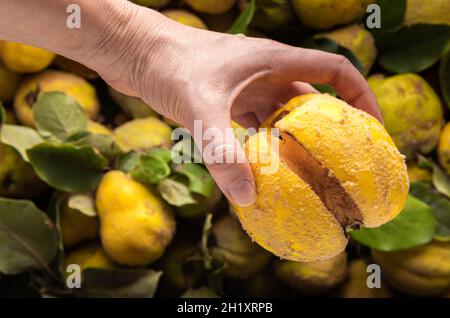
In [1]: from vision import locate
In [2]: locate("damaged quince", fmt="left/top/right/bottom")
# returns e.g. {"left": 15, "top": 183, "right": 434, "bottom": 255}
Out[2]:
{"left": 96, "top": 171, "right": 176, "bottom": 266}
{"left": 14, "top": 70, "right": 100, "bottom": 127}
{"left": 233, "top": 94, "right": 409, "bottom": 262}
{"left": 274, "top": 251, "right": 348, "bottom": 294}
{"left": 372, "top": 241, "right": 450, "bottom": 296}
{"left": 368, "top": 73, "right": 443, "bottom": 158}
{"left": 0, "top": 42, "right": 55, "bottom": 73}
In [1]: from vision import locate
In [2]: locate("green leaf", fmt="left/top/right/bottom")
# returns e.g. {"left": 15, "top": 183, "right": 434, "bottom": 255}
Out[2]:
{"left": 75, "top": 269, "right": 161, "bottom": 298}
{"left": 27, "top": 143, "right": 107, "bottom": 193}
{"left": 0, "top": 198, "right": 59, "bottom": 275}
{"left": 158, "top": 178, "right": 197, "bottom": 207}
{"left": 181, "top": 287, "right": 219, "bottom": 298}
{"left": 115, "top": 151, "right": 139, "bottom": 173}
{"left": 433, "top": 164, "right": 450, "bottom": 198}
{"left": 173, "top": 163, "right": 215, "bottom": 198}
{"left": 146, "top": 147, "right": 172, "bottom": 163}
{"left": 228, "top": 0, "right": 256, "bottom": 34}
{"left": 85, "top": 134, "right": 124, "bottom": 159}
{"left": 410, "top": 181, "right": 450, "bottom": 240}
{"left": 67, "top": 193, "right": 97, "bottom": 217}
{"left": 351, "top": 195, "right": 437, "bottom": 251}
{"left": 417, "top": 154, "right": 434, "bottom": 170}
{"left": 377, "top": 24, "right": 450, "bottom": 73}
{"left": 375, "top": 0, "right": 406, "bottom": 31}
{"left": 0, "top": 125, "right": 44, "bottom": 161}
{"left": 303, "top": 37, "right": 365, "bottom": 74}
{"left": 0, "top": 102, "right": 5, "bottom": 126}
{"left": 172, "top": 138, "right": 203, "bottom": 164}
{"left": 131, "top": 154, "right": 171, "bottom": 185}
{"left": 33, "top": 92, "right": 88, "bottom": 141}
{"left": 440, "top": 52, "right": 450, "bottom": 109}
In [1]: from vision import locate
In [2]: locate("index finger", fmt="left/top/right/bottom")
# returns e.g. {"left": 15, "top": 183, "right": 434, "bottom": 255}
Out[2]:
{"left": 273, "top": 47, "right": 383, "bottom": 123}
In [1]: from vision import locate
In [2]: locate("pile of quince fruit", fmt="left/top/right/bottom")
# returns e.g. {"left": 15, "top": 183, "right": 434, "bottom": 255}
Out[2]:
{"left": 0, "top": 0, "right": 449, "bottom": 298}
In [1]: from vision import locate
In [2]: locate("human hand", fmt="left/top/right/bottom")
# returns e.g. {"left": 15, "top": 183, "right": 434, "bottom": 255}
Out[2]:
{"left": 92, "top": 3, "right": 383, "bottom": 207}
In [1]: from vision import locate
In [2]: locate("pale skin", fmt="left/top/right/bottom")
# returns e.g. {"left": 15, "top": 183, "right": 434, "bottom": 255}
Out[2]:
{"left": 0, "top": 0, "right": 382, "bottom": 206}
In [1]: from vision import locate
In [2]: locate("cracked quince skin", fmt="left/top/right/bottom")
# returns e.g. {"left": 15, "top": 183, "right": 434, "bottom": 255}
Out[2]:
{"left": 14, "top": 70, "right": 100, "bottom": 127}
{"left": 233, "top": 93, "right": 408, "bottom": 262}
{"left": 372, "top": 241, "right": 450, "bottom": 296}
{"left": 1, "top": 42, "right": 55, "bottom": 73}
{"left": 369, "top": 73, "right": 443, "bottom": 158}
{"left": 96, "top": 171, "right": 176, "bottom": 266}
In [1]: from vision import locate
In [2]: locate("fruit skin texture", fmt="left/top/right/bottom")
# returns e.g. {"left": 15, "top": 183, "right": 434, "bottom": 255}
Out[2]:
{"left": 233, "top": 94, "right": 409, "bottom": 262}
{"left": 113, "top": 117, "right": 173, "bottom": 152}
{"left": 163, "top": 10, "right": 208, "bottom": 29}
{"left": 60, "top": 202, "right": 99, "bottom": 248}
{"left": 63, "top": 243, "right": 115, "bottom": 279}
{"left": 0, "top": 143, "right": 47, "bottom": 199}
{"left": 0, "top": 62, "right": 20, "bottom": 102}
{"left": 185, "top": 0, "right": 237, "bottom": 15}
{"left": 316, "top": 24, "right": 377, "bottom": 75}
{"left": 368, "top": 73, "right": 443, "bottom": 158}
{"left": 211, "top": 215, "right": 272, "bottom": 280}
{"left": 292, "top": 0, "right": 373, "bottom": 29}
{"left": 14, "top": 70, "right": 100, "bottom": 127}
{"left": 1, "top": 42, "right": 55, "bottom": 73}
{"left": 404, "top": 0, "right": 450, "bottom": 26}
{"left": 372, "top": 241, "right": 450, "bottom": 296}
{"left": 96, "top": 171, "right": 176, "bottom": 266}
{"left": 438, "top": 123, "right": 450, "bottom": 174}
{"left": 338, "top": 259, "right": 392, "bottom": 298}
{"left": 274, "top": 251, "right": 348, "bottom": 294}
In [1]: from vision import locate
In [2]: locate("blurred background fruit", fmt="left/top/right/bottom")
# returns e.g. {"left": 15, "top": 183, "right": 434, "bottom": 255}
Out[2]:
{"left": 0, "top": 62, "right": 20, "bottom": 102}
{"left": 0, "top": 42, "right": 55, "bottom": 73}
{"left": 185, "top": 0, "right": 237, "bottom": 15}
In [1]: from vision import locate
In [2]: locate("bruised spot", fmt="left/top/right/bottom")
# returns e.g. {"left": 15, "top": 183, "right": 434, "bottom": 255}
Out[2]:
{"left": 25, "top": 85, "right": 40, "bottom": 107}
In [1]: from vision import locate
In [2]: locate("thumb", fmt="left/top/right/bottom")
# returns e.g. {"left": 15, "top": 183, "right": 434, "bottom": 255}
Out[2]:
{"left": 188, "top": 116, "right": 257, "bottom": 207}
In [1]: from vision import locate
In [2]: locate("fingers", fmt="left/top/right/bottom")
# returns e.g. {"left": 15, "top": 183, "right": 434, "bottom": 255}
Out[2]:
{"left": 274, "top": 47, "right": 383, "bottom": 123}
{"left": 186, "top": 114, "right": 257, "bottom": 207}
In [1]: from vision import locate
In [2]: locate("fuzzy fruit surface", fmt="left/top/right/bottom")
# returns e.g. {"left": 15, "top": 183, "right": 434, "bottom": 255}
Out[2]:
{"left": 211, "top": 214, "right": 272, "bottom": 280}
{"left": 60, "top": 202, "right": 99, "bottom": 248}
{"left": 292, "top": 0, "right": 373, "bottom": 29}
{"left": 96, "top": 171, "right": 176, "bottom": 266}
{"left": 1, "top": 42, "right": 55, "bottom": 73}
{"left": 0, "top": 62, "right": 20, "bottom": 102}
{"left": 233, "top": 94, "right": 409, "bottom": 262}
{"left": 338, "top": 259, "right": 392, "bottom": 298}
{"left": 113, "top": 117, "right": 173, "bottom": 152}
{"left": 274, "top": 251, "right": 348, "bottom": 294}
{"left": 163, "top": 10, "right": 208, "bottom": 29}
{"left": 0, "top": 143, "right": 47, "bottom": 199}
{"left": 368, "top": 73, "right": 443, "bottom": 158}
{"left": 372, "top": 241, "right": 450, "bottom": 296}
{"left": 185, "top": 0, "right": 237, "bottom": 15}
{"left": 14, "top": 70, "right": 100, "bottom": 127}
{"left": 438, "top": 123, "right": 450, "bottom": 174}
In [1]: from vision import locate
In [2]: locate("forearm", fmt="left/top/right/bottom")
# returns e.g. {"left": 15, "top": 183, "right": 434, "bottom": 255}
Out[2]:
{"left": 0, "top": 0, "right": 182, "bottom": 95}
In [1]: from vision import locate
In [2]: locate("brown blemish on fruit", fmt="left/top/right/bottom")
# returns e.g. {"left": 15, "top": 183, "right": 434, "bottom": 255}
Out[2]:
{"left": 25, "top": 86, "right": 40, "bottom": 107}
{"left": 278, "top": 132, "right": 363, "bottom": 229}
